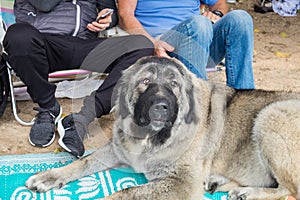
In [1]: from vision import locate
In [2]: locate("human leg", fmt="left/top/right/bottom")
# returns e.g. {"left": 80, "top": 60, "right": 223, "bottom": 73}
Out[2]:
{"left": 3, "top": 23, "right": 63, "bottom": 146}
{"left": 3, "top": 24, "right": 102, "bottom": 107}
{"left": 3, "top": 23, "right": 57, "bottom": 108}
{"left": 3, "top": 23, "right": 103, "bottom": 147}
{"left": 57, "top": 35, "right": 154, "bottom": 157}
{"left": 160, "top": 15, "right": 213, "bottom": 79}
{"left": 208, "top": 10, "right": 255, "bottom": 89}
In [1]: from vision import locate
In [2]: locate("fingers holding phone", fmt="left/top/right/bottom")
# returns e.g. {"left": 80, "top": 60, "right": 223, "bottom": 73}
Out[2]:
{"left": 87, "top": 9, "right": 114, "bottom": 32}
{"left": 96, "top": 9, "right": 114, "bottom": 22}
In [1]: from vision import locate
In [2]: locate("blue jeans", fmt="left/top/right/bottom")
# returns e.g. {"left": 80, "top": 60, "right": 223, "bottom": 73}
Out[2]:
{"left": 160, "top": 10, "right": 255, "bottom": 89}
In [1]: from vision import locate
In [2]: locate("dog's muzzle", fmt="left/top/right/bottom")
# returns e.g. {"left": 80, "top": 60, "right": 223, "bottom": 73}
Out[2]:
{"left": 134, "top": 83, "right": 178, "bottom": 131}
{"left": 148, "top": 98, "right": 169, "bottom": 128}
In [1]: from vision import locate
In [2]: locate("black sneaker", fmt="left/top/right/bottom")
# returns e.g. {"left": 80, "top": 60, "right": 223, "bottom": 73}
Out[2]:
{"left": 28, "top": 101, "right": 62, "bottom": 147}
{"left": 254, "top": 0, "right": 273, "bottom": 13}
{"left": 57, "top": 114, "right": 89, "bottom": 158}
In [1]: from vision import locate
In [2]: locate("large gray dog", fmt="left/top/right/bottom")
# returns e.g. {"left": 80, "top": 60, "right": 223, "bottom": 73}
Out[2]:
{"left": 26, "top": 56, "right": 300, "bottom": 200}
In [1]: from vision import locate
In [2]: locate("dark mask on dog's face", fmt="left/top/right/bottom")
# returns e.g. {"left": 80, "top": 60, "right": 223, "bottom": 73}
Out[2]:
{"left": 134, "top": 83, "right": 178, "bottom": 128}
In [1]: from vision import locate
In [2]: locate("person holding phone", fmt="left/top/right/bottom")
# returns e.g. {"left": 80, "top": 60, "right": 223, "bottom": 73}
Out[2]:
{"left": 96, "top": 9, "right": 114, "bottom": 22}
{"left": 118, "top": 0, "right": 255, "bottom": 89}
{"left": 88, "top": 8, "right": 115, "bottom": 32}
{"left": 3, "top": 0, "right": 153, "bottom": 157}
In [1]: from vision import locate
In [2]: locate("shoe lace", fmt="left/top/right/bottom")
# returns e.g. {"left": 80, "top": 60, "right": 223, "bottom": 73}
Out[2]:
{"left": 64, "top": 116, "right": 90, "bottom": 139}
{"left": 65, "top": 120, "right": 75, "bottom": 131}
{"left": 33, "top": 107, "right": 56, "bottom": 124}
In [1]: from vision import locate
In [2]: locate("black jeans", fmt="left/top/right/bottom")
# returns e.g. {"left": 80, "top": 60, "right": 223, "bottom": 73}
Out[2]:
{"left": 3, "top": 23, "right": 153, "bottom": 122}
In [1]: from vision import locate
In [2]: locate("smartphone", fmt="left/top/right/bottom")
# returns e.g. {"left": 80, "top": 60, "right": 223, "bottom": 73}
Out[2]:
{"left": 96, "top": 9, "right": 114, "bottom": 22}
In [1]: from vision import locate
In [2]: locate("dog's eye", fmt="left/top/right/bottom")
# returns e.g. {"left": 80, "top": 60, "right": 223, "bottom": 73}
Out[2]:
{"left": 143, "top": 78, "right": 151, "bottom": 85}
{"left": 170, "top": 80, "right": 178, "bottom": 87}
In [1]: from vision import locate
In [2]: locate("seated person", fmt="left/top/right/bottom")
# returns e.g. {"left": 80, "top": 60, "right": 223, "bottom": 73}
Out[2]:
{"left": 118, "top": 0, "right": 255, "bottom": 89}
{"left": 3, "top": 0, "right": 153, "bottom": 157}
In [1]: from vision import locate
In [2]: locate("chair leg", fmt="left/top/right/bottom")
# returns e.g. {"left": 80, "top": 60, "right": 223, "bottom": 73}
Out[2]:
{"left": 6, "top": 62, "right": 34, "bottom": 126}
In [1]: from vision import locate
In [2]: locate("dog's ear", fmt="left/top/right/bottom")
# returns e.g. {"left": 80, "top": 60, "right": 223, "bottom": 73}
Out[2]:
{"left": 118, "top": 91, "right": 130, "bottom": 119}
{"left": 112, "top": 69, "right": 132, "bottom": 119}
{"left": 115, "top": 76, "right": 132, "bottom": 119}
{"left": 115, "top": 59, "right": 148, "bottom": 119}
{"left": 184, "top": 86, "right": 198, "bottom": 124}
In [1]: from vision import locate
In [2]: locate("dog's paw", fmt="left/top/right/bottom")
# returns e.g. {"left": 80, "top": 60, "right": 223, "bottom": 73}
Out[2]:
{"left": 26, "top": 169, "right": 65, "bottom": 192}
{"left": 204, "top": 174, "right": 230, "bottom": 193}
{"left": 204, "top": 181, "right": 219, "bottom": 194}
{"left": 228, "top": 188, "right": 250, "bottom": 200}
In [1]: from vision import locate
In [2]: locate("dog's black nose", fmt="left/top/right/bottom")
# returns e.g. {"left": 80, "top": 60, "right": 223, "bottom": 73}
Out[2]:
{"left": 149, "top": 99, "right": 169, "bottom": 121}
{"left": 152, "top": 98, "right": 170, "bottom": 113}
{"left": 153, "top": 101, "right": 168, "bottom": 112}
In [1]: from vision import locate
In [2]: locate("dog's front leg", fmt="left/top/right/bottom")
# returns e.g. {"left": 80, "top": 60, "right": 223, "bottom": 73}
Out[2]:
{"left": 101, "top": 178, "right": 200, "bottom": 200}
{"left": 228, "top": 185, "right": 292, "bottom": 200}
{"left": 26, "top": 143, "right": 121, "bottom": 192}
{"left": 204, "top": 174, "right": 244, "bottom": 194}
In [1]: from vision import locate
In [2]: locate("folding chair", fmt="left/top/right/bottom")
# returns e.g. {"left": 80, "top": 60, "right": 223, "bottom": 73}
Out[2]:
{"left": 5, "top": 59, "right": 34, "bottom": 125}
{"left": 3, "top": 54, "right": 97, "bottom": 126}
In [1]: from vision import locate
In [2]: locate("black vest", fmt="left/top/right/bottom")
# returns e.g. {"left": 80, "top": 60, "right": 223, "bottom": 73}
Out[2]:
{"left": 14, "top": 0, "right": 98, "bottom": 39}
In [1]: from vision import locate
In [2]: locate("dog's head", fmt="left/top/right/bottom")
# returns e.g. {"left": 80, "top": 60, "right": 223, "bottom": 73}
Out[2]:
{"left": 114, "top": 56, "right": 198, "bottom": 145}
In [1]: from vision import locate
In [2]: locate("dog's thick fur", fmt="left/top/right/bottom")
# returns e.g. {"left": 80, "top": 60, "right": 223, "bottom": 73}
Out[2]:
{"left": 26, "top": 56, "right": 300, "bottom": 200}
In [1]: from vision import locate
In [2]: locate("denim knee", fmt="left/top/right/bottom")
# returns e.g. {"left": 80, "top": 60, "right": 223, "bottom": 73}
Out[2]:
{"left": 164, "top": 15, "right": 213, "bottom": 79}
{"left": 223, "top": 10, "right": 253, "bottom": 31}
{"left": 185, "top": 15, "right": 213, "bottom": 39}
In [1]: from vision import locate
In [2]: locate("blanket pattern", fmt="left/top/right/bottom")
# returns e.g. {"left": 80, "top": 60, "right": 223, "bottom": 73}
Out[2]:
{"left": 0, "top": 152, "right": 227, "bottom": 200}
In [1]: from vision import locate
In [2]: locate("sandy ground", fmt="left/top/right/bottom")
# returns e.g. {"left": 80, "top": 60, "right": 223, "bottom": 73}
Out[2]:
{"left": 0, "top": 0, "right": 299, "bottom": 156}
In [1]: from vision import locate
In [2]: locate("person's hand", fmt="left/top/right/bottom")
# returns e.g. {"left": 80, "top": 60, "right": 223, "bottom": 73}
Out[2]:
{"left": 153, "top": 39, "right": 175, "bottom": 58}
{"left": 87, "top": 8, "right": 113, "bottom": 32}
{"left": 202, "top": 11, "right": 222, "bottom": 24}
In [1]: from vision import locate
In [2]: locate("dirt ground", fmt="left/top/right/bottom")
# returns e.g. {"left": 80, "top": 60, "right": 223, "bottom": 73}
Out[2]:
{"left": 0, "top": 0, "right": 299, "bottom": 156}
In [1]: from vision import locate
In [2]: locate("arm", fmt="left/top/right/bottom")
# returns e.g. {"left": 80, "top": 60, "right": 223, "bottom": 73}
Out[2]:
{"left": 118, "top": 0, "right": 151, "bottom": 39}
{"left": 118, "top": 0, "right": 174, "bottom": 57}
{"left": 202, "top": 0, "right": 228, "bottom": 24}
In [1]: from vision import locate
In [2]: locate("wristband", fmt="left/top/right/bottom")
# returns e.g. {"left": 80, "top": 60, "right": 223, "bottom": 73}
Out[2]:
{"left": 212, "top": 10, "right": 224, "bottom": 17}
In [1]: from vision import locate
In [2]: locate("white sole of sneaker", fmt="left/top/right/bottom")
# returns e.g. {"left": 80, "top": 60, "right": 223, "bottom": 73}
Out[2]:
{"left": 28, "top": 106, "right": 62, "bottom": 148}
{"left": 28, "top": 134, "right": 56, "bottom": 147}
{"left": 57, "top": 117, "right": 72, "bottom": 153}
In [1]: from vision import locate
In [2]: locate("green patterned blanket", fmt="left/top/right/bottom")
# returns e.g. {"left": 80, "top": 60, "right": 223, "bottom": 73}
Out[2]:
{"left": 0, "top": 151, "right": 228, "bottom": 200}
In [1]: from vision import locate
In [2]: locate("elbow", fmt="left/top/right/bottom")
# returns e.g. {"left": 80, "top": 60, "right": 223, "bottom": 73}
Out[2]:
{"left": 118, "top": 17, "right": 125, "bottom": 29}
{"left": 118, "top": 9, "right": 135, "bottom": 30}
{"left": 118, "top": 15, "right": 128, "bottom": 30}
